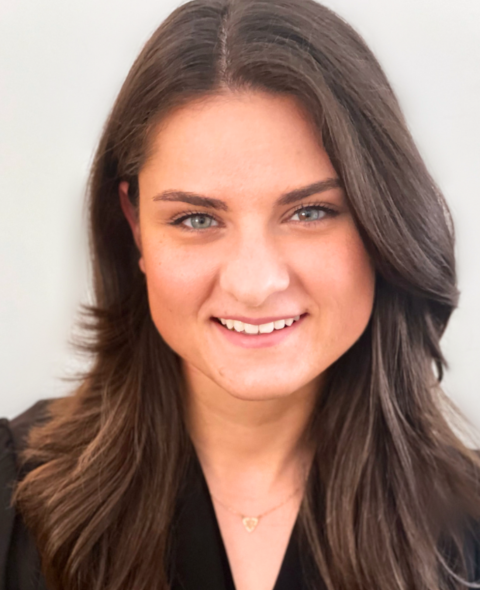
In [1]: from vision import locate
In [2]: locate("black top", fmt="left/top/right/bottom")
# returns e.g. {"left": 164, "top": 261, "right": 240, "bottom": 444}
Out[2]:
{"left": 1, "top": 400, "right": 480, "bottom": 590}
{"left": 0, "top": 400, "right": 316, "bottom": 590}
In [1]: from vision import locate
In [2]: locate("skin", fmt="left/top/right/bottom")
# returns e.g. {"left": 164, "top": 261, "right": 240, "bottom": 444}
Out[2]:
{"left": 119, "top": 90, "right": 376, "bottom": 590}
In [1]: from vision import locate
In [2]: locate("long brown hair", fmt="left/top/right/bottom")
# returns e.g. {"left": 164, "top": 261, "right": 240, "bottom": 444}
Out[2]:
{"left": 14, "top": 0, "right": 480, "bottom": 588}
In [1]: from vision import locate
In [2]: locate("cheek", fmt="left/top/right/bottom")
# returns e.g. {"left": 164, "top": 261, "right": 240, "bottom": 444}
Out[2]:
{"left": 300, "top": 228, "right": 375, "bottom": 346}
{"left": 141, "top": 239, "right": 213, "bottom": 344}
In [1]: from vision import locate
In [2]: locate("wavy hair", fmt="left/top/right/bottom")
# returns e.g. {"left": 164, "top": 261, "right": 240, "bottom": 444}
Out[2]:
{"left": 14, "top": 0, "right": 480, "bottom": 588}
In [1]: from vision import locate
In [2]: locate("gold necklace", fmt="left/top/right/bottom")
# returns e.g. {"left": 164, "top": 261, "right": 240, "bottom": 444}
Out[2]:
{"left": 209, "top": 467, "right": 309, "bottom": 533}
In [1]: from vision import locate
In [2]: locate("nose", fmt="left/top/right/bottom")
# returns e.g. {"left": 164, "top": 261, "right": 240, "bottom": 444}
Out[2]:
{"left": 218, "top": 231, "right": 290, "bottom": 308}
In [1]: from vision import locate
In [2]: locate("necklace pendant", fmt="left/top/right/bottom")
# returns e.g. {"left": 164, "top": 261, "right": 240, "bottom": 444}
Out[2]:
{"left": 242, "top": 516, "right": 259, "bottom": 532}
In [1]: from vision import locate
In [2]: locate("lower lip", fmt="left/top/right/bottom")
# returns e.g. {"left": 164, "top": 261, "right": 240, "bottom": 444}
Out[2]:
{"left": 211, "top": 314, "right": 307, "bottom": 349}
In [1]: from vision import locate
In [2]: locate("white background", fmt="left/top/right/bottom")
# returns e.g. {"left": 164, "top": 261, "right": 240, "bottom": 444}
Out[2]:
{"left": 1, "top": 0, "right": 479, "bottom": 425}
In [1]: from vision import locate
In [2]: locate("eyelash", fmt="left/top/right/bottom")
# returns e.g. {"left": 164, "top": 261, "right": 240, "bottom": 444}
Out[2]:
{"left": 168, "top": 202, "right": 339, "bottom": 232}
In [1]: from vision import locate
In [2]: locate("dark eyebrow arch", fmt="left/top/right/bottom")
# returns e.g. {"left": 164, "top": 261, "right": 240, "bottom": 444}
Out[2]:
{"left": 152, "top": 177, "right": 342, "bottom": 212}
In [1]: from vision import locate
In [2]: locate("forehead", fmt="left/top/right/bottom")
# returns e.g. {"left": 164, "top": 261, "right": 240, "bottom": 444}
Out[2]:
{"left": 139, "top": 90, "right": 339, "bottom": 206}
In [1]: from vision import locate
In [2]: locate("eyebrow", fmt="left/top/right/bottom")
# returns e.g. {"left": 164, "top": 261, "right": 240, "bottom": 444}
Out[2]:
{"left": 152, "top": 177, "right": 342, "bottom": 211}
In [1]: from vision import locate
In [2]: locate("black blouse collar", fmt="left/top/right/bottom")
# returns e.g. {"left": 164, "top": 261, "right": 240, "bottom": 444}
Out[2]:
{"left": 169, "top": 448, "right": 317, "bottom": 590}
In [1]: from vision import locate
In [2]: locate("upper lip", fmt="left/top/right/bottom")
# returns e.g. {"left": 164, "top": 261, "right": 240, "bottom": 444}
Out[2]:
{"left": 213, "top": 313, "right": 305, "bottom": 325}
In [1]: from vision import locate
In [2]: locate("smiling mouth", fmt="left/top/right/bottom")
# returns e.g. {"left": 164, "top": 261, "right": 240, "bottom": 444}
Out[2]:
{"left": 211, "top": 313, "right": 308, "bottom": 335}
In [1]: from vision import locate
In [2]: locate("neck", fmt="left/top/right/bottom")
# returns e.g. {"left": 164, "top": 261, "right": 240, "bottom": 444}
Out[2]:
{"left": 183, "top": 363, "right": 322, "bottom": 497}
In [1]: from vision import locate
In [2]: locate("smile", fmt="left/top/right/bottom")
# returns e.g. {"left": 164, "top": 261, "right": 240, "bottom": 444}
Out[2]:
{"left": 216, "top": 316, "right": 301, "bottom": 334}
{"left": 211, "top": 313, "right": 307, "bottom": 349}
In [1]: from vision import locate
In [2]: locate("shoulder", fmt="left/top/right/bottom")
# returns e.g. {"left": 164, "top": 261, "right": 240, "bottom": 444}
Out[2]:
{"left": 0, "top": 397, "right": 57, "bottom": 501}
{"left": 0, "top": 399, "right": 56, "bottom": 590}
{"left": 1, "top": 398, "right": 54, "bottom": 491}
{"left": 7, "top": 399, "right": 55, "bottom": 458}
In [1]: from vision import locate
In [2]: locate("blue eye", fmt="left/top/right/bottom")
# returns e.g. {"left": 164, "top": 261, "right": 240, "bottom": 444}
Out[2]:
{"left": 178, "top": 213, "right": 218, "bottom": 230}
{"left": 169, "top": 202, "right": 338, "bottom": 232}
{"left": 290, "top": 205, "right": 334, "bottom": 222}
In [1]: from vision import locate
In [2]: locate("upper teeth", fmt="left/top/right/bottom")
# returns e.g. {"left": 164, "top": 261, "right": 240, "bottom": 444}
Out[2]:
{"left": 218, "top": 315, "right": 301, "bottom": 334}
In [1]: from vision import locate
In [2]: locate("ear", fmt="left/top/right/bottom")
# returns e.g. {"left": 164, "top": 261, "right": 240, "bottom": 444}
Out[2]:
{"left": 119, "top": 180, "right": 145, "bottom": 273}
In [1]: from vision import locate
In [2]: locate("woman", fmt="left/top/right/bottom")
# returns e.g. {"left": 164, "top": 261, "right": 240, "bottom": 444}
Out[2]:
{"left": 1, "top": 0, "right": 480, "bottom": 588}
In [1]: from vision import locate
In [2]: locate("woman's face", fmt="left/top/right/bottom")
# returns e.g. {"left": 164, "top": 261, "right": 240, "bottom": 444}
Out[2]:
{"left": 120, "top": 90, "right": 376, "bottom": 402}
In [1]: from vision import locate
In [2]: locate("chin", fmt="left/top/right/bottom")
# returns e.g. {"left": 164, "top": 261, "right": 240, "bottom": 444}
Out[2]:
{"left": 229, "top": 390, "right": 293, "bottom": 402}
{"left": 218, "top": 377, "right": 307, "bottom": 402}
